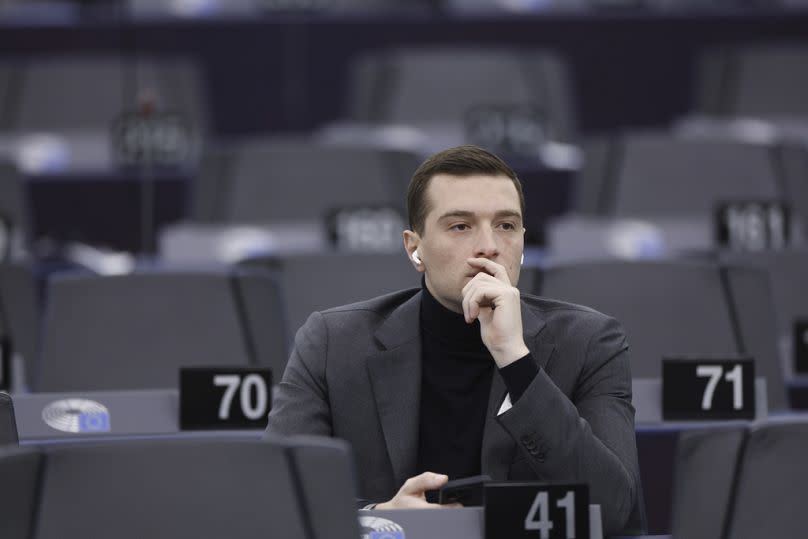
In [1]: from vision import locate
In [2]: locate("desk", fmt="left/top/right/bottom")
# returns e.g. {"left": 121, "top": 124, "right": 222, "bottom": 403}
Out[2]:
{"left": 365, "top": 506, "right": 674, "bottom": 539}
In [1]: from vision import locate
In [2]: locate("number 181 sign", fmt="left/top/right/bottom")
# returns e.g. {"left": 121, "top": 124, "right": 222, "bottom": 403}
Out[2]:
{"left": 485, "top": 483, "right": 589, "bottom": 539}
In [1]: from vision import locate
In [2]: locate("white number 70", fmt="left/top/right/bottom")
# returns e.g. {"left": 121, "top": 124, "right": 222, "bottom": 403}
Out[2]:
{"left": 213, "top": 374, "right": 268, "bottom": 420}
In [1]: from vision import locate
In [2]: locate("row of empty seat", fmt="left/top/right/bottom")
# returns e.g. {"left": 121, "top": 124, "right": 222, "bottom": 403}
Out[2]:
{"left": 2, "top": 252, "right": 805, "bottom": 412}
{"left": 0, "top": 435, "right": 359, "bottom": 539}
{"left": 671, "top": 419, "right": 808, "bottom": 539}
{"left": 2, "top": 43, "right": 808, "bottom": 171}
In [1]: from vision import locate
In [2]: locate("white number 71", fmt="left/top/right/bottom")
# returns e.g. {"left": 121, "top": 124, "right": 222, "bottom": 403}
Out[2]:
{"left": 697, "top": 365, "right": 743, "bottom": 410}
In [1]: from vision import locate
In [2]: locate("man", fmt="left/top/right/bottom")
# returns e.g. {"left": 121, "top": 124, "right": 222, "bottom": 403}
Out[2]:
{"left": 266, "top": 145, "right": 641, "bottom": 535}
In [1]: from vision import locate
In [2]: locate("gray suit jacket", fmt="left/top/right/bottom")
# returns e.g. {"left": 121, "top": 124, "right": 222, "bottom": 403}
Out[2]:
{"left": 266, "top": 288, "right": 641, "bottom": 535}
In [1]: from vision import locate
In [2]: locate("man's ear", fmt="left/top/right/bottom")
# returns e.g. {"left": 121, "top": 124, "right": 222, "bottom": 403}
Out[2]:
{"left": 403, "top": 230, "right": 424, "bottom": 273}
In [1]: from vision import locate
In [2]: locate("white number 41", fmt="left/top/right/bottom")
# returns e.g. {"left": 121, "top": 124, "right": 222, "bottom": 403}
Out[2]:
{"left": 525, "top": 491, "right": 576, "bottom": 539}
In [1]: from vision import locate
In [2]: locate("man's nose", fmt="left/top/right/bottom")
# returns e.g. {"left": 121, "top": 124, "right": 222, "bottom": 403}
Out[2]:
{"left": 473, "top": 227, "right": 499, "bottom": 259}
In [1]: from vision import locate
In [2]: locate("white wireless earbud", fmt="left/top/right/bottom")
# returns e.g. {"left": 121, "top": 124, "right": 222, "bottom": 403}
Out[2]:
{"left": 412, "top": 250, "right": 422, "bottom": 265}
{"left": 521, "top": 253, "right": 525, "bottom": 265}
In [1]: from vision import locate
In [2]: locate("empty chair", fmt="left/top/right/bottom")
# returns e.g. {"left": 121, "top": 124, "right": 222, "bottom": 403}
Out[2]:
{"left": 694, "top": 43, "right": 808, "bottom": 119}
{"left": 0, "top": 392, "right": 17, "bottom": 444}
{"left": 0, "top": 262, "right": 40, "bottom": 389}
{"left": 35, "top": 268, "right": 287, "bottom": 391}
{"left": 347, "top": 47, "right": 577, "bottom": 142}
{"left": 241, "top": 252, "right": 420, "bottom": 342}
{"left": 281, "top": 435, "right": 361, "bottom": 539}
{"left": 574, "top": 133, "right": 807, "bottom": 220}
{"left": 0, "top": 55, "right": 208, "bottom": 133}
{"left": 670, "top": 425, "right": 747, "bottom": 539}
{"left": 0, "top": 445, "right": 40, "bottom": 539}
{"left": 720, "top": 249, "right": 808, "bottom": 371}
{"left": 33, "top": 439, "right": 312, "bottom": 539}
{"left": 538, "top": 259, "right": 786, "bottom": 410}
{"left": 0, "top": 55, "right": 208, "bottom": 169}
{"left": 727, "top": 420, "right": 808, "bottom": 539}
{"left": 191, "top": 138, "right": 419, "bottom": 224}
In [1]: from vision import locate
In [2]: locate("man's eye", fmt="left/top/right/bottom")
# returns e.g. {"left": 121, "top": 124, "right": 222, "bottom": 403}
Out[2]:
{"left": 498, "top": 222, "right": 516, "bottom": 231}
{"left": 451, "top": 224, "right": 469, "bottom": 231}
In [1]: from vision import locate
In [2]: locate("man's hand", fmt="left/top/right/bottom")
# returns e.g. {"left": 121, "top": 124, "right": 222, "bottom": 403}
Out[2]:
{"left": 461, "top": 258, "right": 529, "bottom": 368}
{"left": 375, "top": 472, "right": 460, "bottom": 510}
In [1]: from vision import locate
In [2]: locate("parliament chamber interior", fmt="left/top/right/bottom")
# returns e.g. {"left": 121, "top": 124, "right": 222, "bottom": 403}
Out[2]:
{"left": 1, "top": 0, "right": 808, "bottom": 537}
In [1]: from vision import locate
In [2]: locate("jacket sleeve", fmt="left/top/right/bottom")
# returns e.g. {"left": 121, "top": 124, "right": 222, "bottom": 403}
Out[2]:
{"left": 265, "top": 311, "right": 333, "bottom": 437}
{"left": 495, "top": 315, "right": 639, "bottom": 536}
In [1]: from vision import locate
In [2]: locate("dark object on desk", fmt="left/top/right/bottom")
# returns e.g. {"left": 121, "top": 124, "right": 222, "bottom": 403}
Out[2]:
{"left": 438, "top": 474, "right": 490, "bottom": 506}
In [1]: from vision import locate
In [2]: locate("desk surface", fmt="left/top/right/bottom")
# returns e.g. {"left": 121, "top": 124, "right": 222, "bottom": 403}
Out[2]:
{"left": 364, "top": 506, "right": 673, "bottom": 539}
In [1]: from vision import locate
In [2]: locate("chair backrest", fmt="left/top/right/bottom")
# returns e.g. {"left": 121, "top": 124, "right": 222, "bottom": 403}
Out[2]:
{"left": 1, "top": 55, "right": 208, "bottom": 134}
{"left": 575, "top": 134, "right": 790, "bottom": 218}
{"left": 191, "top": 138, "right": 419, "bottom": 225}
{"left": 242, "top": 252, "right": 421, "bottom": 343}
{"left": 283, "top": 435, "right": 361, "bottom": 539}
{"left": 0, "top": 262, "right": 40, "bottom": 386}
{"left": 34, "top": 439, "right": 309, "bottom": 539}
{"left": 721, "top": 264, "right": 787, "bottom": 410}
{"left": 0, "top": 392, "right": 18, "bottom": 444}
{"left": 0, "top": 161, "right": 30, "bottom": 254}
{"left": 727, "top": 420, "right": 808, "bottom": 539}
{"left": 347, "top": 47, "right": 576, "bottom": 141}
{"left": 36, "top": 269, "right": 286, "bottom": 391}
{"left": 695, "top": 44, "right": 808, "bottom": 118}
{"left": 538, "top": 259, "right": 786, "bottom": 410}
{"left": 721, "top": 249, "right": 808, "bottom": 343}
{"left": 0, "top": 445, "right": 41, "bottom": 539}
{"left": 670, "top": 425, "right": 748, "bottom": 539}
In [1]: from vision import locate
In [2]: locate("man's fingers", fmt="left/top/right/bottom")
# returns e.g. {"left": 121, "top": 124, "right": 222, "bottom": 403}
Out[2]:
{"left": 466, "top": 257, "right": 511, "bottom": 284}
{"left": 461, "top": 270, "right": 500, "bottom": 297}
{"left": 464, "top": 285, "right": 500, "bottom": 323}
{"left": 401, "top": 472, "right": 449, "bottom": 495}
{"left": 442, "top": 502, "right": 464, "bottom": 509}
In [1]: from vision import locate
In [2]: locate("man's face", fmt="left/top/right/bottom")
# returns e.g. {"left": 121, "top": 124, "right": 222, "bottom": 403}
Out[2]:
{"left": 405, "top": 173, "right": 524, "bottom": 313}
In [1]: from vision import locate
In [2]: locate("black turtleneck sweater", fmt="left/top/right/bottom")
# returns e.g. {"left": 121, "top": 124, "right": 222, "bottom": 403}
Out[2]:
{"left": 416, "top": 283, "right": 539, "bottom": 484}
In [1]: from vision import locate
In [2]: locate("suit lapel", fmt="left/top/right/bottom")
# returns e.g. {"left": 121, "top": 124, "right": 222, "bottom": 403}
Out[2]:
{"left": 482, "top": 302, "right": 555, "bottom": 479}
{"left": 366, "top": 292, "right": 422, "bottom": 487}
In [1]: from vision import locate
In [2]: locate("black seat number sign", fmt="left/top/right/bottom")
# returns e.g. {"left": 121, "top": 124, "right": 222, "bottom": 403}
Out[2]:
{"left": 327, "top": 206, "right": 404, "bottom": 252}
{"left": 180, "top": 368, "right": 272, "bottom": 430}
{"left": 662, "top": 358, "right": 755, "bottom": 420}
{"left": 111, "top": 111, "right": 192, "bottom": 166}
{"left": 465, "top": 104, "right": 546, "bottom": 157}
{"left": 715, "top": 200, "right": 790, "bottom": 252}
{"left": 794, "top": 320, "right": 808, "bottom": 374}
{"left": 485, "top": 483, "right": 589, "bottom": 539}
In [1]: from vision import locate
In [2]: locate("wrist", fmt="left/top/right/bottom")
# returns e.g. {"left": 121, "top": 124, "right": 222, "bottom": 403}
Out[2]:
{"left": 490, "top": 342, "right": 530, "bottom": 368}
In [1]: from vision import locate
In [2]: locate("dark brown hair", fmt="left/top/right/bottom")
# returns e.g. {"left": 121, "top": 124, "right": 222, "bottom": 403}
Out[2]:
{"left": 406, "top": 145, "right": 525, "bottom": 235}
